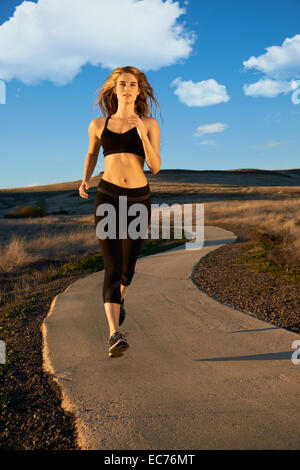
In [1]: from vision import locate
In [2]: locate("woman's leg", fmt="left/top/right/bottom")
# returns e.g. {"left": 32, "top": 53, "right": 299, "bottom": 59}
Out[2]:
{"left": 94, "top": 189, "right": 123, "bottom": 336}
{"left": 99, "top": 236, "right": 123, "bottom": 336}
{"left": 121, "top": 237, "right": 145, "bottom": 287}
{"left": 94, "top": 179, "right": 151, "bottom": 337}
{"left": 121, "top": 195, "right": 152, "bottom": 287}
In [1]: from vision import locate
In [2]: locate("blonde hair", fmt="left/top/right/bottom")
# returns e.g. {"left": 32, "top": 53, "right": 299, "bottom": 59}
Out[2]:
{"left": 92, "top": 65, "right": 162, "bottom": 122}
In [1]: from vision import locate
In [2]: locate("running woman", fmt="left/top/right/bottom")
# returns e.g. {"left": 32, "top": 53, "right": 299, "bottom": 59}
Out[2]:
{"left": 79, "top": 66, "right": 161, "bottom": 358}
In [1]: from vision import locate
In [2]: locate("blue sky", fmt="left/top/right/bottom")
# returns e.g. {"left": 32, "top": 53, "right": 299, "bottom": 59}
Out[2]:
{"left": 0, "top": 0, "right": 300, "bottom": 189}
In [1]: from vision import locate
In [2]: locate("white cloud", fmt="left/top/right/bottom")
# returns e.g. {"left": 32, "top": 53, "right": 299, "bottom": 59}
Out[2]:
{"left": 199, "top": 140, "right": 217, "bottom": 146}
{"left": 266, "top": 141, "right": 286, "bottom": 148}
{"left": 243, "top": 34, "right": 300, "bottom": 80}
{"left": 251, "top": 140, "right": 290, "bottom": 149}
{"left": 0, "top": 0, "right": 196, "bottom": 85}
{"left": 242, "top": 34, "right": 300, "bottom": 102}
{"left": 243, "top": 78, "right": 297, "bottom": 97}
{"left": 193, "top": 122, "right": 228, "bottom": 137}
{"left": 170, "top": 77, "right": 230, "bottom": 107}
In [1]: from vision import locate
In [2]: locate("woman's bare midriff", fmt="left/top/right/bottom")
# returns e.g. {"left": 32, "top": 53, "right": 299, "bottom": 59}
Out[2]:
{"left": 102, "top": 153, "right": 148, "bottom": 188}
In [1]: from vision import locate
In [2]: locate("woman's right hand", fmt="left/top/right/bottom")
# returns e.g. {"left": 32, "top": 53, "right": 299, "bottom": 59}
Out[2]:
{"left": 79, "top": 180, "right": 90, "bottom": 199}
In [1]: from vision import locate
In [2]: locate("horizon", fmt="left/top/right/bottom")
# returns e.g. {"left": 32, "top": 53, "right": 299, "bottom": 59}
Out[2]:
{"left": 1, "top": 167, "right": 300, "bottom": 192}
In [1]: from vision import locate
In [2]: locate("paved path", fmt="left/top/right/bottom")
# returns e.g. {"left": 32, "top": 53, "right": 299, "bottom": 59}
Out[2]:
{"left": 42, "top": 225, "right": 300, "bottom": 450}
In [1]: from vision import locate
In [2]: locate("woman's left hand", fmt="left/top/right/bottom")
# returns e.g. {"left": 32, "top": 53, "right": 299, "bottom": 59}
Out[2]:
{"left": 127, "top": 114, "right": 147, "bottom": 140}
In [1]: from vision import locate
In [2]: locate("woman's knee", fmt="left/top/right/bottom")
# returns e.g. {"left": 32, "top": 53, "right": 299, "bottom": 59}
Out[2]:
{"left": 103, "top": 279, "right": 122, "bottom": 304}
{"left": 121, "top": 273, "right": 133, "bottom": 286}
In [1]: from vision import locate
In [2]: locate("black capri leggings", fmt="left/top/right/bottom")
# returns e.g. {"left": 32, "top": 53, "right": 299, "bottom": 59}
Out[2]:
{"left": 94, "top": 177, "right": 151, "bottom": 305}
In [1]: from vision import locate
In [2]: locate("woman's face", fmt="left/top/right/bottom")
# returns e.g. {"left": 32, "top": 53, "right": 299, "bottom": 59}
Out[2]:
{"left": 115, "top": 73, "right": 139, "bottom": 104}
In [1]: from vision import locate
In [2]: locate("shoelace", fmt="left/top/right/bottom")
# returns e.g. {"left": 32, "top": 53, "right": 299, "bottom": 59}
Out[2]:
{"left": 118, "top": 331, "right": 129, "bottom": 339}
{"left": 110, "top": 331, "right": 129, "bottom": 340}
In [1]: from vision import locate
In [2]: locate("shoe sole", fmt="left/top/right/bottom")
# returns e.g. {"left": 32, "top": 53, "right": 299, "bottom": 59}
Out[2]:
{"left": 108, "top": 339, "right": 129, "bottom": 358}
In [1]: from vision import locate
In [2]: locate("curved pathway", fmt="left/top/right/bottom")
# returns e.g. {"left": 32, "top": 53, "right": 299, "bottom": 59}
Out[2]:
{"left": 42, "top": 226, "right": 300, "bottom": 450}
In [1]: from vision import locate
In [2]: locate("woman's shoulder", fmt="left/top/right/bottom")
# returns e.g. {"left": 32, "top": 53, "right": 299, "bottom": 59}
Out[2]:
{"left": 141, "top": 116, "right": 159, "bottom": 134}
{"left": 145, "top": 117, "right": 160, "bottom": 135}
{"left": 89, "top": 117, "right": 106, "bottom": 130}
{"left": 93, "top": 116, "right": 107, "bottom": 127}
{"left": 90, "top": 117, "right": 106, "bottom": 140}
{"left": 144, "top": 116, "right": 159, "bottom": 127}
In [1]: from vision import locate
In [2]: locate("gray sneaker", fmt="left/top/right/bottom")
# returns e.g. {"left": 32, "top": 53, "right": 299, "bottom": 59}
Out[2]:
{"left": 119, "top": 298, "right": 126, "bottom": 326}
{"left": 108, "top": 331, "right": 129, "bottom": 358}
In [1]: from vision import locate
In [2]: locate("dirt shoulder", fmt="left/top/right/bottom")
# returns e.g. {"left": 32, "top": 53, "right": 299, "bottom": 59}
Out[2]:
{"left": 192, "top": 223, "right": 300, "bottom": 334}
{"left": 0, "top": 275, "right": 85, "bottom": 450}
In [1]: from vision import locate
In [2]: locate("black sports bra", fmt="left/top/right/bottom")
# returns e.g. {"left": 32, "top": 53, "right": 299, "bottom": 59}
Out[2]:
{"left": 100, "top": 115, "right": 146, "bottom": 159}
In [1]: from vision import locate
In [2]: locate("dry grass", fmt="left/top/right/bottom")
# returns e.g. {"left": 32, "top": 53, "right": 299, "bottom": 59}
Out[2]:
{"left": 203, "top": 198, "right": 300, "bottom": 263}
{"left": 0, "top": 216, "right": 99, "bottom": 306}
{"left": 0, "top": 186, "right": 299, "bottom": 308}
{"left": 0, "top": 197, "right": 299, "bottom": 273}
{"left": 0, "top": 236, "right": 36, "bottom": 272}
{"left": 0, "top": 219, "right": 97, "bottom": 273}
{"left": 26, "top": 225, "right": 97, "bottom": 261}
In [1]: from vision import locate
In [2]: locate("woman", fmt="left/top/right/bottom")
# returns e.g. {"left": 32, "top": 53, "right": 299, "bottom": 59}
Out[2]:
{"left": 79, "top": 66, "right": 161, "bottom": 358}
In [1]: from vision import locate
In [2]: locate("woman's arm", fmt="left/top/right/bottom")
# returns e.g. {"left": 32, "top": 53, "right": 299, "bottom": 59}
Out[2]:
{"left": 141, "top": 118, "right": 161, "bottom": 174}
{"left": 79, "top": 119, "right": 101, "bottom": 199}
